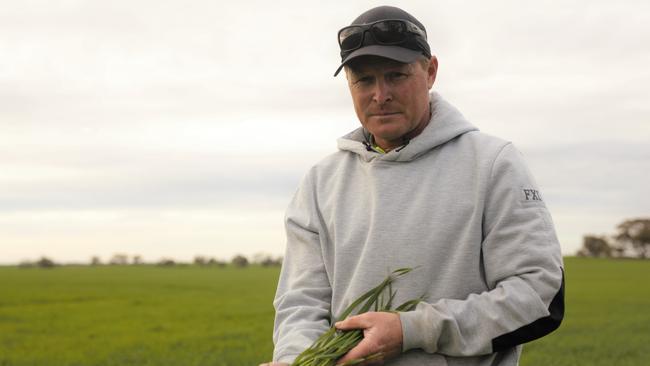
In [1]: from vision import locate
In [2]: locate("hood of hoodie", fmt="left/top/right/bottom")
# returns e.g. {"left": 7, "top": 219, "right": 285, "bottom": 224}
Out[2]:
{"left": 336, "top": 92, "right": 478, "bottom": 162}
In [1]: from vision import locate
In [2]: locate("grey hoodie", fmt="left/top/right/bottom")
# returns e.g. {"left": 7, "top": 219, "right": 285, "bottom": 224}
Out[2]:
{"left": 273, "top": 92, "right": 564, "bottom": 365}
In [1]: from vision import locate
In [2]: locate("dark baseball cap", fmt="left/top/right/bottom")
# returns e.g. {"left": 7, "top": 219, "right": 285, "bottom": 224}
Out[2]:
{"left": 334, "top": 6, "right": 432, "bottom": 76}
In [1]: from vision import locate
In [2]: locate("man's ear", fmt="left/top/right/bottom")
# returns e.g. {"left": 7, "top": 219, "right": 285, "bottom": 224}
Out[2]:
{"left": 427, "top": 56, "right": 438, "bottom": 89}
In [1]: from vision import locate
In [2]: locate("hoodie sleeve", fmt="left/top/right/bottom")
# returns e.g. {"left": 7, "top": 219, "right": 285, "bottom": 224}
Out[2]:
{"left": 399, "top": 142, "right": 565, "bottom": 356}
{"left": 272, "top": 169, "right": 332, "bottom": 363}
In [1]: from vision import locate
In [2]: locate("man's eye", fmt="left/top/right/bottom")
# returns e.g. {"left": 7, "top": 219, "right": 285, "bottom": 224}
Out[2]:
{"left": 388, "top": 72, "right": 408, "bottom": 81}
{"left": 355, "top": 76, "right": 373, "bottom": 84}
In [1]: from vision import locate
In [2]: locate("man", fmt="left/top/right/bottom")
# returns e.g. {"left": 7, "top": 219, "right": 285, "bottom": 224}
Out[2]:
{"left": 262, "top": 5, "right": 564, "bottom": 366}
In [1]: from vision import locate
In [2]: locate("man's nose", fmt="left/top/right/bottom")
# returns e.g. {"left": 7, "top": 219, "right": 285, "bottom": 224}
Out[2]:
{"left": 372, "top": 80, "right": 392, "bottom": 105}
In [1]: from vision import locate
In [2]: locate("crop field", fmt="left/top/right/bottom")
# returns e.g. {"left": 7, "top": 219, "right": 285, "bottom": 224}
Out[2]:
{"left": 0, "top": 257, "right": 648, "bottom": 366}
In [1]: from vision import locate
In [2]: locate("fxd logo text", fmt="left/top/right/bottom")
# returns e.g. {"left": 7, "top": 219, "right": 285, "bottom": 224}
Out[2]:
{"left": 523, "top": 189, "right": 542, "bottom": 201}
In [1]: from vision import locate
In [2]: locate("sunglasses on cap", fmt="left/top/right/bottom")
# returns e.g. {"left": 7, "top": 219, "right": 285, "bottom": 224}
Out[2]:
{"left": 338, "top": 19, "right": 428, "bottom": 52}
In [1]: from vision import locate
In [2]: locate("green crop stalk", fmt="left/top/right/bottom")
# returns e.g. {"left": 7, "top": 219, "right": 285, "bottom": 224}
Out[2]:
{"left": 291, "top": 268, "right": 422, "bottom": 366}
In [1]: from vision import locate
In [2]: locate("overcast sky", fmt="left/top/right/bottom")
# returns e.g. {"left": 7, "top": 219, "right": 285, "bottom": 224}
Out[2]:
{"left": 1, "top": 0, "right": 649, "bottom": 264}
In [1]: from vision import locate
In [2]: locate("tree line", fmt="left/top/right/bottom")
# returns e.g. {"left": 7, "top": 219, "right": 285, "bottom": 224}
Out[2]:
{"left": 17, "top": 253, "right": 283, "bottom": 269}
{"left": 15, "top": 217, "right": 649, "bottom": 268}
{"left": 577, "top": 218, "right": 650, "bottom": 259}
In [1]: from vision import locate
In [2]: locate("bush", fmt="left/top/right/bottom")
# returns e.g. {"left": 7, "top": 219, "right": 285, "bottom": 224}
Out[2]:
{"left": 36, "top": 257, "right": 56, "bottom": 268}
{"left": 109, "top": 254, "right": 129, "bottom": 265}
{"left": 260, "top": 256, "right": 283, "bottom": 267}
{"left": 157, "top": 258, "right": 176, "bottom": 267}
{"left": 231, "top": 255, "right": 249, "bottom": 268}
{"left": 18, "top": 261, "right": 35, "bottom": 268}
{"left": 207, "top": 258, "right": 227, "bottom": 267}
{"left": 577, "top": 235, "right": 612, "bottom": 258}
{"left": 252, "top": 253, "right": 283, "bottom": 267}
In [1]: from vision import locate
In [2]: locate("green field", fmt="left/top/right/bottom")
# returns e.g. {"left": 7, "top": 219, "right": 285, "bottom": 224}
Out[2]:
{"left": 0, "top": 257, "right": 648, "bottom": 365}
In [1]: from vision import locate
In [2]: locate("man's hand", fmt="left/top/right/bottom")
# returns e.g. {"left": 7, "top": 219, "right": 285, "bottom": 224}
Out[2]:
{"left": 334, "top": 312, "right": 403, "bottom": 365}
{"left": 258, "top": 363, "right": 289, "bottom": 366}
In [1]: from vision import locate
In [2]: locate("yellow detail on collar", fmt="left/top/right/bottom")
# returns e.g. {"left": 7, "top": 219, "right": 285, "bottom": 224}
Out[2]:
{"left": 369, "top": 135, "right": 386, "bottom": 154}
{"left": 373, "top": 144, "right": 387, "bottom": 154}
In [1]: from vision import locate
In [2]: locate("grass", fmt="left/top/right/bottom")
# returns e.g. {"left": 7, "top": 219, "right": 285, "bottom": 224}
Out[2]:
{"left": 0, "top": 265, "right": 278, "bottom": 366}
{"left": 0, "top": 258, "right": 648, "bottom": 365}
{"left": 520, "top": 257, "right": 650, "bottom": 366}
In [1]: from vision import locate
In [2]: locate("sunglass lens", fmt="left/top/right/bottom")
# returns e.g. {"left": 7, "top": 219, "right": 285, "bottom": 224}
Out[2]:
{"left": 339, "top": 27, "right": 364, "bottom": 51}
{"left": 371, "top": 20, "right": 408, "bottom": 44}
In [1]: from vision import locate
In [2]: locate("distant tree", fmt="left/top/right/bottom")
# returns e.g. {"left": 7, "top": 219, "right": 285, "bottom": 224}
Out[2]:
{"left": 157, "top": 258, "right": 175, "bottom": 267}
{"left": 109, "top": 253, "right": 129, "bottom": 265}
{"left": 208, "top": 258, "right": 227, "bottom": 267}
{"left": 36, "top": 257, "right": 56, "bottom": 268}
{"left": 260, "top": 256, "right": 283, "bottom": 267}
{"left": 132, "top": 255, "right": 143, "bottom": 265}
{"left": 194, "top": 256, "right": 208, "bottom": 266}
{"left": 577, "top": 235, "right": 612, "bottom": 258}
{"left": 90, "top": 256, "right": 102, "bottom": 266}
{"left": 231, "top": 254, "right": 249, "bottom": 268}
{"left": 18, "top": 261, "right": 35, "bottom": 268}
{"left": 614, "top": 218, "right": 650, "bottom": 259}
{"left": 251, "top": 252, "right": 283, "bottom": 267}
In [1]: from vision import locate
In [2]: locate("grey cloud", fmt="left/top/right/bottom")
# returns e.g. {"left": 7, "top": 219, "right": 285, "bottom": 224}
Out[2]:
{"left": 0, "top": 150, "right": 318, "bottom": 211}
{"left": 524, "top": 140, "right": 650, "bottom": 212}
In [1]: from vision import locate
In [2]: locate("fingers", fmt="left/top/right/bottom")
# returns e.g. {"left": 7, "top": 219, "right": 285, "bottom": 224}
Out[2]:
{"left": 336, "top": 338, "right": 377, "bottom": 365}
{"left": 335, "top": 312, "right": 403, "bottom": 365}
{"left": 335, "top": 313, "right": 372, "bottom": 330}
{"left": 335, "top": 314, "right": 379, "bottom": 364}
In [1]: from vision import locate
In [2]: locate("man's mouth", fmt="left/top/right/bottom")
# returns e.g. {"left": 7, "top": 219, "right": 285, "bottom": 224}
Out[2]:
{"left": 370, "top": 112, "right": 401, "bottom": 117}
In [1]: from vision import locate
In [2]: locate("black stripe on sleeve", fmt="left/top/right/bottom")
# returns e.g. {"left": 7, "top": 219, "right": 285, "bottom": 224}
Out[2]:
{"left": 491, "top": 269, "right": 565, "bottom": 352}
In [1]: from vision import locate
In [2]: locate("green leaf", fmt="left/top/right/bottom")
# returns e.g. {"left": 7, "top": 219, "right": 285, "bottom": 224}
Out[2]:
{"left": 291, "top": 267, "right": 419, "bottom": 366}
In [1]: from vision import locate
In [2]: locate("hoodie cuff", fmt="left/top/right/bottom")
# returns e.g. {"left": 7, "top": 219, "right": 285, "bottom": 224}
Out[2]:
{"left": 399, "top": 305, "right": 441, "bottom": 353}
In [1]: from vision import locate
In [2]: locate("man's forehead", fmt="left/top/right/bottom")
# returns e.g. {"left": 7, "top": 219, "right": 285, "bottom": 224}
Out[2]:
{"left": 347, "top": 56, "right": 411, "bottom": 73}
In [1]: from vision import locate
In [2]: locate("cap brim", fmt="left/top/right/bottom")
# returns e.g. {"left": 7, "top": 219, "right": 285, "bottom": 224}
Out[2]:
{"left": 333, "top": 45, "right": 423, "bottom": 76}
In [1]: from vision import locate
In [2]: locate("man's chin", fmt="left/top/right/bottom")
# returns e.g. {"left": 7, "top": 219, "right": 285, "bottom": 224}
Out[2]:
{"left": 366, "top": 120, "right": 407, "bottom": 136}
{"left": 365, "top": 116, "right": 406, "bottom": 132}
{"left": 372, "top": 130, "right": 410, "bottom": 144}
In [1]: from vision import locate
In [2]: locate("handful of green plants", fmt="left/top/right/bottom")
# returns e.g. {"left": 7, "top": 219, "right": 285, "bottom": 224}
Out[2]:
{"left": 291, "top": 268, "right": 422, "bottom": 366}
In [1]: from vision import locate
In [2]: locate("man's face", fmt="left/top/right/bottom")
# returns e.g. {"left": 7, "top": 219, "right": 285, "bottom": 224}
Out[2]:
{"left": 346, "top": 56, "right": 437, "bottom": 150}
